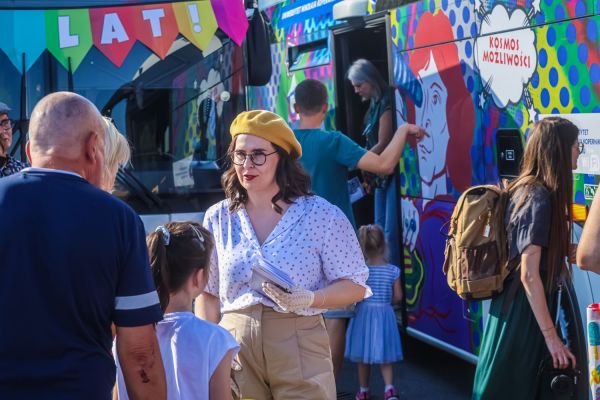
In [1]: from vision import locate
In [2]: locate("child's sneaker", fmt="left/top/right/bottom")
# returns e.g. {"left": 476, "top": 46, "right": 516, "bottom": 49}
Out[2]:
{"left": 355, "top": 391, "right": 370, "bottom": 400}
{"left": 384, "top": 388, "right": 399, "bottom": 400}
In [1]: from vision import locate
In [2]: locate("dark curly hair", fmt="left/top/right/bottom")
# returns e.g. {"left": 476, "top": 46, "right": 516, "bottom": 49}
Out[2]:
{"left": 222, "top": 137, "right": 312, "bottom": 213}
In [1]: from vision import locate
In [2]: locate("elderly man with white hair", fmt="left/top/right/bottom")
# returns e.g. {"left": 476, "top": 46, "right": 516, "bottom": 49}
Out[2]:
{"left": 0, "top": 92, "right": 166, "bottom": 399}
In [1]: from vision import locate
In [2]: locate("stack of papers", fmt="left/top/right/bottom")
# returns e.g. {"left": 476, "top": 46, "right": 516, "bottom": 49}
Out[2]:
{"left": 251, "top": 257, "right": 295, "bottom": 296}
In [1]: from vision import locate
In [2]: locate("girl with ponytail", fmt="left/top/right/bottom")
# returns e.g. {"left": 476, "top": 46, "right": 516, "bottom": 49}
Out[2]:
{"left": 345, "top": 224, "right": 404, "bottom": 400}
{"left": 114, "top": 222, "right": 239, "bottom": 400}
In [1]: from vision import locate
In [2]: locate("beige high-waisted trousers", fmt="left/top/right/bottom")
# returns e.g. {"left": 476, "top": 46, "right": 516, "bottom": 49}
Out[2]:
{"left": 220, "top": 304, "right": 336, "bottom": 400}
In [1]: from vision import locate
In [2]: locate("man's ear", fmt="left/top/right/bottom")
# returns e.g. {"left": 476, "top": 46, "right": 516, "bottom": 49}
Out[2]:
{"left": 293, "top": 103, "right": 300, "bottom": 115}
{"left": 84, "top": 131, "right": 99, "bottom": 164}
{"left": 321, "top": 103, "right": 329, "bottom": 114}
{"left": 25, "top": 141, "right": 32, "bottom": 164}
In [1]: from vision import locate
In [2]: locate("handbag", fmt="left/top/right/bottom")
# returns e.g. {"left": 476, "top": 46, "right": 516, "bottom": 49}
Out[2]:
{"left": 536, "top": 282, "right": 583, "bottom": 400}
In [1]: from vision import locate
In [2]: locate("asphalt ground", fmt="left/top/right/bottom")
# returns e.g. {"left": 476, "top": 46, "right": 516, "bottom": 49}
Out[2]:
{"left": 336, "top": 333, "right": 476, "bottom": 400}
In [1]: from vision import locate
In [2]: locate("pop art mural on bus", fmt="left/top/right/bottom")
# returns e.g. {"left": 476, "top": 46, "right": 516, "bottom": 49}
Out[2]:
{"left": 389, "top": 1, "right": 481, "bottom": 355}
{"left": 247, "top": 0, "right": 340, "bottom": 129}
{"left": 256, "top": 0, "right": 600, "bottom": 357}
{"left": 388, "top": 0, "right": 600, "bottom": 355}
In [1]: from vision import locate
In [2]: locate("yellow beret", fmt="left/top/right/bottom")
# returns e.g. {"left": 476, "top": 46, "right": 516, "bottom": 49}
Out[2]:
{"left": 230, "top": 110, "right": 302, "bottom": 159}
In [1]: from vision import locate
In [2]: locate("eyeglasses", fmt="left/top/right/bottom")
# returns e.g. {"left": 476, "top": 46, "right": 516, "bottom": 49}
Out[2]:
{"left": 231, "top": 150, "right": 277, "bottom": 166}
{"left": 0, "top": 119, "right": 14, "bottom": 130}
{"left": 578, "top": 140, "right": 585, "bottom": 153}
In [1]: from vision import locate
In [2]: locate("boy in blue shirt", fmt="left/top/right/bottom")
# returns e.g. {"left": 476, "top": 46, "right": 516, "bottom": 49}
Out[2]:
{"left": 292, "top": 78, "right": 424, "bottom": 382}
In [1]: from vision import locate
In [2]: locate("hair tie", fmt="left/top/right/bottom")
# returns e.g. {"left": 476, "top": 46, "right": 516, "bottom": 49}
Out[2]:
{"left": 190, "top": 225, "right": 205, "bottom": 249}
{"left": 155, "top": 225, "right": 170, "bottom": 245}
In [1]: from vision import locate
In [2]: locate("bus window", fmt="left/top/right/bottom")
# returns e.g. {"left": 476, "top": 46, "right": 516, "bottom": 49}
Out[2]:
{"left": 2, "top": 35, "right": 244, "bottom": 215}
{"left": 98, "top": 37, "right": 245, "bottom": 214}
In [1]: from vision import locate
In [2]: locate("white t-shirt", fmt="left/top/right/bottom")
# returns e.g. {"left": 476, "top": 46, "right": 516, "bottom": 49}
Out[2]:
{"left": 114, "top": 312, "right": 239, "bottom": 399}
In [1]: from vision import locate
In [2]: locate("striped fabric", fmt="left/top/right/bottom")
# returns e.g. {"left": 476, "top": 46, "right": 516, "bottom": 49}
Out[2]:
{"left": 363, "top": 264, "right": 400, "bottom": 304}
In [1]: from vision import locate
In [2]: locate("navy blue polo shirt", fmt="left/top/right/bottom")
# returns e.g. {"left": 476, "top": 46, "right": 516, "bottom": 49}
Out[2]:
{"left": 0, "top": 169, "right": 162, "bottom": 399}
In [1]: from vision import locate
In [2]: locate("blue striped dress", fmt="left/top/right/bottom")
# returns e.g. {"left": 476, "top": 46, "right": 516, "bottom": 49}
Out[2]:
{"left": 345, "top": 264, "right": 403, "bottom": 364}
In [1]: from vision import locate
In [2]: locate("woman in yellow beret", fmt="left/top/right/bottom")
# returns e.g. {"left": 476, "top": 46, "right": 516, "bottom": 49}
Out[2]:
{"left": 196, "top": 110, "right": 371, "bottom": 399}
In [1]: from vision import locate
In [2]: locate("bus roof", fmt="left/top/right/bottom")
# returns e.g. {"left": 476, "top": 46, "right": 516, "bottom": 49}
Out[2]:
{"left": 0, "top": 1, "right": 206, "bottom": 10}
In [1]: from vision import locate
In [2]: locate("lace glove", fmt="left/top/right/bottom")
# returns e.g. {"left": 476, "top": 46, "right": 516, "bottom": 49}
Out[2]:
{"left": 263, "top": 283, "right": 314, "bottom": 312}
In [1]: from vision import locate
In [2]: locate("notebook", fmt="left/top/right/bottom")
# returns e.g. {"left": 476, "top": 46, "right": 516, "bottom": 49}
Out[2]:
{"left": 250, "top": 257, "right": 295, "bottom": 296}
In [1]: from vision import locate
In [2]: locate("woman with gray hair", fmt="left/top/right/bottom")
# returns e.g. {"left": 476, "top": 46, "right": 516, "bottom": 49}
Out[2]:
{"left": 338, "top": 59, "right": 400, "bottom": 390}
{"left": 101, "top": 117, "right": 131, "bottom": 192}
{"left": 347, "top": 59, "right": 389, "bottom": 103}
{"left": 346, "top": 59, "right": 399, "bottom": 263}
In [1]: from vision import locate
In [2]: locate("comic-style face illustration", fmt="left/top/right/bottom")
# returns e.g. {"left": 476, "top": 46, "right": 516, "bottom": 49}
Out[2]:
{"left": 415, "top": 52, "right": 450, "bottom": 186}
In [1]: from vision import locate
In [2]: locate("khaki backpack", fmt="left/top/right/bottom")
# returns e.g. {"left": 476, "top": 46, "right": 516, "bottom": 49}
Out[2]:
{"left": 443, "top": 185, "right": 510, "bottom": 300}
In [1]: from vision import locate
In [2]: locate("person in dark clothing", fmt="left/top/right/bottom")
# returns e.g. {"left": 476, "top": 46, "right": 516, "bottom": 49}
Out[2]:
{"left": 0, "top": 102, "right": 27, "bottom": 177}
{"left": 347, "top": 59, "right": 402, "bottom": 270}
{"left": 473, "top": 117, "right": 581, "bottom": 400}
{"left": 0, "top": 92, "right": 166, "bottom": 399}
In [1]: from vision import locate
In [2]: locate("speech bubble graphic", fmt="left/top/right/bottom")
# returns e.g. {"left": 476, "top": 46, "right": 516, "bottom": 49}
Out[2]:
{"left": 475, "top": 5, "right": 537, "bottom": 109}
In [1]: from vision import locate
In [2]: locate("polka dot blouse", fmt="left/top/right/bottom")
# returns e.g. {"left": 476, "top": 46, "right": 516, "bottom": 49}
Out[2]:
{"left": 203, "top": 195, "right": 370, "bottom": 316}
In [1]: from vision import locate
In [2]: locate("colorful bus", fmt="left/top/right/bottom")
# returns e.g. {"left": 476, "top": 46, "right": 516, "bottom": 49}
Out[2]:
{"left": 1, "top": 0, "right": 269, "bottom": 229}
{"left": 250, "top": 0, "right": 600, "bottom": 367}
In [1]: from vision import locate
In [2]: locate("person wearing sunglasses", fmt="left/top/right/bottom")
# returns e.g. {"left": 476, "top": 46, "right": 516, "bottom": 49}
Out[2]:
{"left": 196, "top": 110, "right": 371, "bottom": 400}
{"left": 0, "top": 102, "right": 27, "bottom": 177}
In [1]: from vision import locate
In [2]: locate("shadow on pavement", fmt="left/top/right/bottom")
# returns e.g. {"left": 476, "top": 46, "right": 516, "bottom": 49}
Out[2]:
{"left": 337, "top": 332, "right": 476, "bottom": 400}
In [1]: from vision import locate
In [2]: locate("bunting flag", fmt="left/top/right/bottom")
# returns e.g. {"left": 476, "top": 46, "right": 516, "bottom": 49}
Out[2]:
{"left": 131, "top": 4, "right": 179, "bottom": 60}
{"left": 45, "top": 8, "right": 93, "bottom": 71}
{"left": 0, "top": 0, "right": 248, "bottom": 73}
{"left": 90, "top": 6, "right": 136, "bottom": 67}
{"left": 210, "top": 0, "right": 248, "bottom": 47}
{"left": 172, "top": 1, "right": 217, "bottom": 51}
{"left": 5, "top": 10, "right": 47, "bottom": 71}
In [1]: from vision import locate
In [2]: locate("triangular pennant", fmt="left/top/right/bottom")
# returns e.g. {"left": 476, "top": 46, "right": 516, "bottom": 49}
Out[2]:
{"left": 210, "top": 0, "right": 248, "bottom": 46}
{"left": 45, "top": 9, "right": 93, "bottom": 72}
{"left": 90, "top": 7, "right": 136, "bottom": 67}
{"left": 172, "top": 1, "right": 217, "bottom": 52}
{"left": 2, "top": 10, "right": 18, "bottom": 71}
{"left": 131, "top": 3, "right": 179, "bottom": 59}
{"left": 13, "top": 11, "right": 47, "bottom": 71}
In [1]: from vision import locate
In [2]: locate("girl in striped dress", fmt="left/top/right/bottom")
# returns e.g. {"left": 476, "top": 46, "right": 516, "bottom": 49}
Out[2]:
{"left": 346, "top": 224, "right": 404, "bottom": 400}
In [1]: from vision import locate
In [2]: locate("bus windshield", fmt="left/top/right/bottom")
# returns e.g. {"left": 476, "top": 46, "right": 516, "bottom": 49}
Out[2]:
{"left": 1, "top": 2, "right": 248, "bottom": 215}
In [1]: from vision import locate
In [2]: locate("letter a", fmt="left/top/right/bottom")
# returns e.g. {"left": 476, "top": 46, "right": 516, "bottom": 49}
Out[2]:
{"left": 101, "top": 13, "right": 129, "bottom": 44}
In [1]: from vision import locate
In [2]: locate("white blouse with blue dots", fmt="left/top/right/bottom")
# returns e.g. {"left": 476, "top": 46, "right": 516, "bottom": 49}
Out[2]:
{"left": 203, "top": 195, "right": 371, "bottom": 316}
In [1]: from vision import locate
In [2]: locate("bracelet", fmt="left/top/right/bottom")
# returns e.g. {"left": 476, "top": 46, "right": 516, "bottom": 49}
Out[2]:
{"left": 541, "top": 326, "right": 554, "bottom": 335}
{"left": 316, "top": 292, "right": 327, "bottom": 308}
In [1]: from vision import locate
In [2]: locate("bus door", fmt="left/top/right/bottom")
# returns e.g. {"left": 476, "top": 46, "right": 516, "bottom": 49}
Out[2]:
{"left": 331, "top": 14, "right": 394, "bottom": 231}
